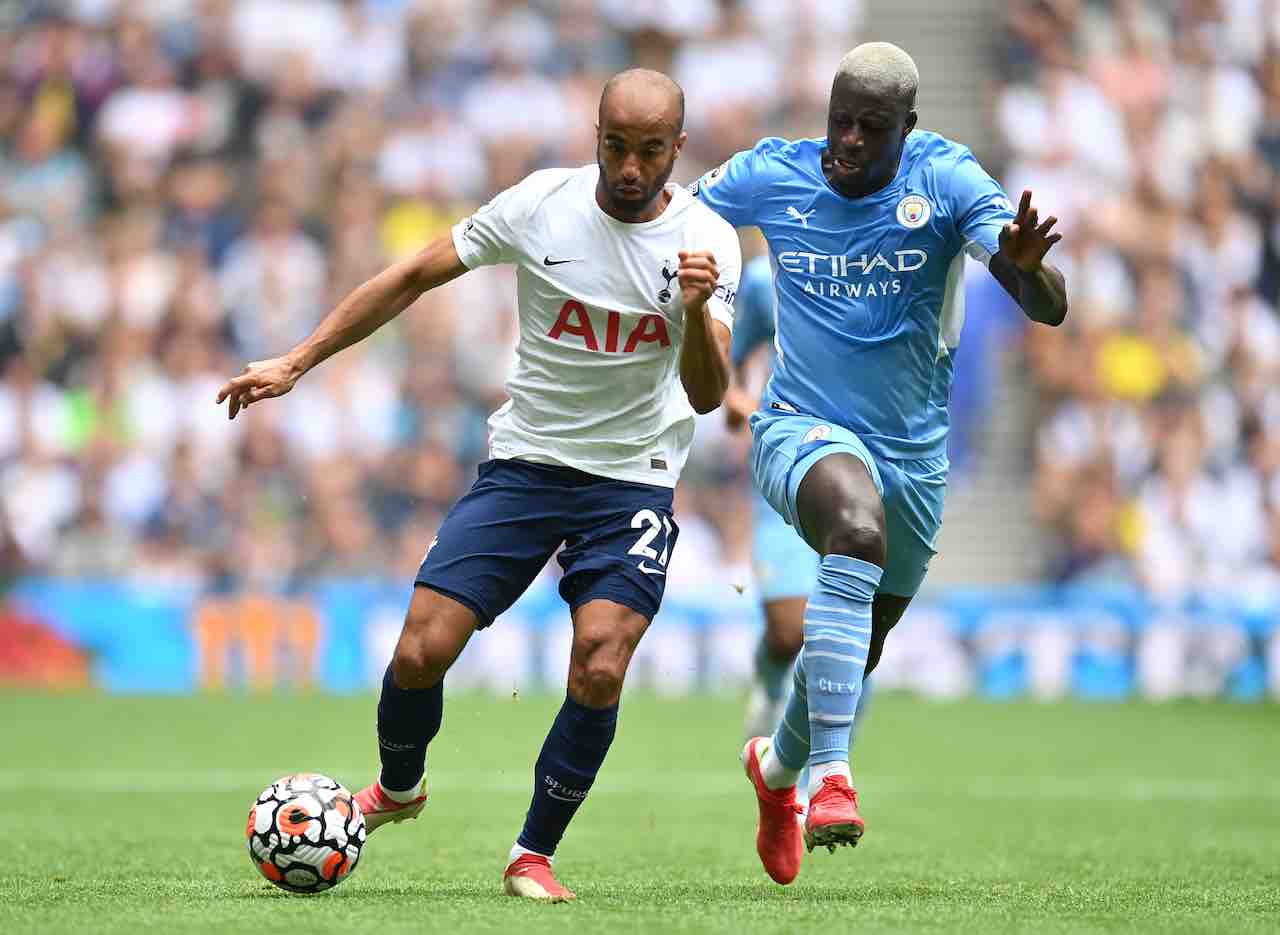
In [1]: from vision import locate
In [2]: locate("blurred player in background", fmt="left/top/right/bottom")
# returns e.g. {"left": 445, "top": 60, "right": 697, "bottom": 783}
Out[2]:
{"left": 695, "top": 42, "right": 1067, "bottom": 884}
{"left": 725, "top": 255, "right": 872, "bottom": 753}
{"left": 217, "top": 69, "right": 741, "bottom": 903}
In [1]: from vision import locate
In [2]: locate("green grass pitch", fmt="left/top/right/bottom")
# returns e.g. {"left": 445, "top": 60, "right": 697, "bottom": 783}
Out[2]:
{"left": 1, "top": 691, "right": 1277, "bottom": 934}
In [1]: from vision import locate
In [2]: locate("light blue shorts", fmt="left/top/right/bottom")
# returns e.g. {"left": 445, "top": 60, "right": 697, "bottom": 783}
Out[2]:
{"left": 748, "top": 409, "right": 948, "bottom": 598}
{"left": 751, "top": 490, "right": 819, "bottom": 602}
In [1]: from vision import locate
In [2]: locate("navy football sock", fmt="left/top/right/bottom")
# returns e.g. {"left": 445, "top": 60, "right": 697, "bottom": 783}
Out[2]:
{"left": 516, "top": 695, "right": 618, "bottom": 857}
{"left": 376, "top": 665, "right": 443, "bottom": 793}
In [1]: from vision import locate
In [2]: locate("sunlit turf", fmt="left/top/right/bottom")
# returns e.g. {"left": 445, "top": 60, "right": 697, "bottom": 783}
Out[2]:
{"left": 2, "top": 691, "right": 1277, "bottom": 934}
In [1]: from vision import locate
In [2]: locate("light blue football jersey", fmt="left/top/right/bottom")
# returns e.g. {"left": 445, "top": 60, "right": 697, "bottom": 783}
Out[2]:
{"left": 695, "top": 132, "right": 1015, "bottom": 461}
{"left": 730, "top": 255, "right": 777, "bottom": 370}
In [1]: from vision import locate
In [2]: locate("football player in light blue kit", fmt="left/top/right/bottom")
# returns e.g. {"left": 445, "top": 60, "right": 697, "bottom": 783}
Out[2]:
{"left": 728, "top": 255, "right": 875, "bottom": 749}
{"left": 695, "top": 43, "right": 1067, "bottom": 884}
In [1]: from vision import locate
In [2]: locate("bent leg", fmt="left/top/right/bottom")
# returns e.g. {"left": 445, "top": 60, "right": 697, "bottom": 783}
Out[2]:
{"left": 746, "top": 490, "right": 815, "bottom": 739}
{"left": 745, "top": 596, "right": 806, "bottom": 740}
{"left": 377, "top": 585, "right": 478, "bottom": 793}
{"left": 761, "top": 597, "right": 806, "bottom": 676}
{"left": 517, "top": 599, "right": 649, "bottom": 858}
{"left": 792, "top": 453, "right": 885, "bottom": 766}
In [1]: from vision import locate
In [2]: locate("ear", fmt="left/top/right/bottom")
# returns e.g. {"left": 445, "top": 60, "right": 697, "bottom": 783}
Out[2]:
{"left": 903, "top": 111, "right": 918, "bottom": 138}
{"left": 672, "top": 130, "right": 688, "bottom": 160}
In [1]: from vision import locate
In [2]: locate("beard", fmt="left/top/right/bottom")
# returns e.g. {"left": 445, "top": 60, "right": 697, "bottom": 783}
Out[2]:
{"left": 596, "top": 153, "right": 676, "bottom": 218}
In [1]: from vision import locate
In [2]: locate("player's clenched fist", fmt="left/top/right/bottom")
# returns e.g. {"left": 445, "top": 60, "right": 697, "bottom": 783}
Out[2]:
{"left": 215, "top": 353, "right": 305, "bottom": 420}
{"left": 678, "top": 250, "right": 718, "bottom": 310}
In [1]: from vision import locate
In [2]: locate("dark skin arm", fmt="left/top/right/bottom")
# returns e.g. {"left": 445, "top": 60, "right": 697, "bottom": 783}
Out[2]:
{"left": 988, "top": 189, "right": 1068, "bottom": 327}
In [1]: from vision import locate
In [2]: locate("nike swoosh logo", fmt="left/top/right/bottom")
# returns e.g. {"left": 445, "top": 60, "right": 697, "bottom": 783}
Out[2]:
{"left": 546, "top": 789, "right": 586, "bottom": 802}
{"left": 638, "top": 562, "right": 665, "bottom": 577}
{"left": 543, "top": 256, "right": 580, "bottom": 266}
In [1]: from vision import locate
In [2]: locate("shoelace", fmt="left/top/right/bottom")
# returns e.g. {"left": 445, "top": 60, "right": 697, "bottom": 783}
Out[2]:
{"left": 818, "top": 776, "right": 858, "bottom": 804}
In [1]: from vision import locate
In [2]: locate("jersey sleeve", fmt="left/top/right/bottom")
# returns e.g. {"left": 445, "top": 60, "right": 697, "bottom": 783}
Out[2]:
{"left": 730, "top": 258, "right": 775, "bottom": 368}
{"left": 949, "top": 149, "right": 1016, "bottom": 267}
{"left": 690, "top": 140, "right": 774, "bottom": 228}
{"left": 699, "top": 218, "right": 742, "bottom": 333}
{"left": 451, "top": 179, "right": 532, "bottom": 268}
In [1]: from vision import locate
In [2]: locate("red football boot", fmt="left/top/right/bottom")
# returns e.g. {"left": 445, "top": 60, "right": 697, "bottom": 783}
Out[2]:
{"left": 803, "top": 773, "right": 864, "bottom": 853}
{"left": 503, "top": 853, "right": 576, "bottom": 902}
{"left": 741, "top": 737, "right": 805, "bottom": 884}
{"left": 353, "top": 779, "right": 427, "bottom": 834}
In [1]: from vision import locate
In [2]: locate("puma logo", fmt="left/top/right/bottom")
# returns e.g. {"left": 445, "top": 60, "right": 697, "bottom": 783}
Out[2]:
{"left": 786, "top": 206, "right": 816, "bottom": 227}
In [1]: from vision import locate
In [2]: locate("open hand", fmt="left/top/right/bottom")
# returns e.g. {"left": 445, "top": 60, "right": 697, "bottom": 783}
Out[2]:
{"left": 215, "top": 354, "right": 305, "bottom": 420}
{"left": 678, "top": 250, "right": 718, "bottom": 310}
{"left": 999, "top": 190, "right": 1062, "bottom": 273}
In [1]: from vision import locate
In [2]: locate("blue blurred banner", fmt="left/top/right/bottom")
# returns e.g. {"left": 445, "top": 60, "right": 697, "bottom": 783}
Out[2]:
{"left": 6, "top": 577, "right": 1278, "bottom": 700}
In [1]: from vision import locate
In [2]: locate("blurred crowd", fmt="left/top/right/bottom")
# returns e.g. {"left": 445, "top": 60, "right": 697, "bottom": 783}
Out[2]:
{"left": 0, "top": 0, "right": 864, "bottom": 593}
{"left": 12, "top": 0, "right": 1277, "bottom": 607}
{"left": 1005, "top": 0, "right": 1280, "bottom": 602}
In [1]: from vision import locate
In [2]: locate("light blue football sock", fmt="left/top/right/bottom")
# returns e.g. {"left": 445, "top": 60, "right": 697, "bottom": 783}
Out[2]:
{"left": 773, "top": 668, "right": 877, "bottom": 782}
{"left": 770, "top": 558, "right": 882, "bottom": 771}
{"left": 771, "top": 654, "right": 810, "bottom": 772}
{"left": 772, "top": 555, "right": 880, "bottom": 770}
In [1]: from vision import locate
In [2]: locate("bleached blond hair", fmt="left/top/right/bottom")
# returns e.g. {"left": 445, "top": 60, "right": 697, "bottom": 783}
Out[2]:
{"left": 834, "top": 42, "right": 919, "bottom": 108}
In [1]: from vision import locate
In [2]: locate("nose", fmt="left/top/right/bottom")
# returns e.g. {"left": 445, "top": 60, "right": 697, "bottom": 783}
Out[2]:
{"left": 620, "top": 152, "right": 642, "bottom": 181}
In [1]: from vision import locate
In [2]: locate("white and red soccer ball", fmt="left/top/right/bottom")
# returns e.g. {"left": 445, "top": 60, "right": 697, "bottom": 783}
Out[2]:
{"left": 246, "top": 773, "right": 366, "bottom": 894}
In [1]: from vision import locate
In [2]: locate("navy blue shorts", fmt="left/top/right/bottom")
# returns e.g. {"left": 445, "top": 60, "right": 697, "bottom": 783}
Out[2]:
{"left": 416, "top": 459, "right": 679, "bottom": 627}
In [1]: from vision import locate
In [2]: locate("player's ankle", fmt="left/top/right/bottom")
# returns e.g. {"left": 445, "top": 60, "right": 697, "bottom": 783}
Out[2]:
{"left": 378, "top": 778, "right": 423, "bottom": 804}
{"left": 509, "top": 842, "right": 554, "bottom": 865}
{"left": 760, "top": 743, "right": 801, "bottom": 790}
{"left": 807, "top": 759, "right": 852, "bottom": 796}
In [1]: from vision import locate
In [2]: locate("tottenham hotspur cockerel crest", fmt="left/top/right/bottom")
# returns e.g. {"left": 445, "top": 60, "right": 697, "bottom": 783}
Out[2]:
{"left": 657, "top": 261, "right": 678, "bottom": 303}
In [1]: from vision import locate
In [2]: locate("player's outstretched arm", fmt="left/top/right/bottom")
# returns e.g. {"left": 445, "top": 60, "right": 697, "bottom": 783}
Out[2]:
{"left": 989, "top": 189, "right": 1068, "bottom": 327}
{"left": 677, "top": 250, "right": 732, "bottom": 414}
{"left": 216, "top": 234, "right": 468, "bottom": 419}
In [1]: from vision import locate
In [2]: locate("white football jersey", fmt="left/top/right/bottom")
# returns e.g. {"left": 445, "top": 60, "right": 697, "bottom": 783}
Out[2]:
{"left": 451, "top": 165, "right": 741, "bottom": 487}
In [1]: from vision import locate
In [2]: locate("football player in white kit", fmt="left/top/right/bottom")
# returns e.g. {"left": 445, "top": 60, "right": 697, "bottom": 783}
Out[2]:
{"left": 217, "top": 70, "right": 741, "bottom": 902}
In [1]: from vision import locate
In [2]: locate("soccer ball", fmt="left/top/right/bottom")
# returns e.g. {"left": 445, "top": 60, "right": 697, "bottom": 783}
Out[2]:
{"left": 245, "top": 773, "right": 366, "bottom": 894}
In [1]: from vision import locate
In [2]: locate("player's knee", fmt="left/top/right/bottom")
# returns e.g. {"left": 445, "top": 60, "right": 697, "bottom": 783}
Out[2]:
{"left": 568, "top": 636, "right": 628, "bottom": 706}
{"left": 391, "top": 614, "right": 457, "bottom": 689}
{"left": 822, "top": 511, "right": 886, "bottom": 566}
{"left": 390, "top": 634, "right": 448, "bottom": 689}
